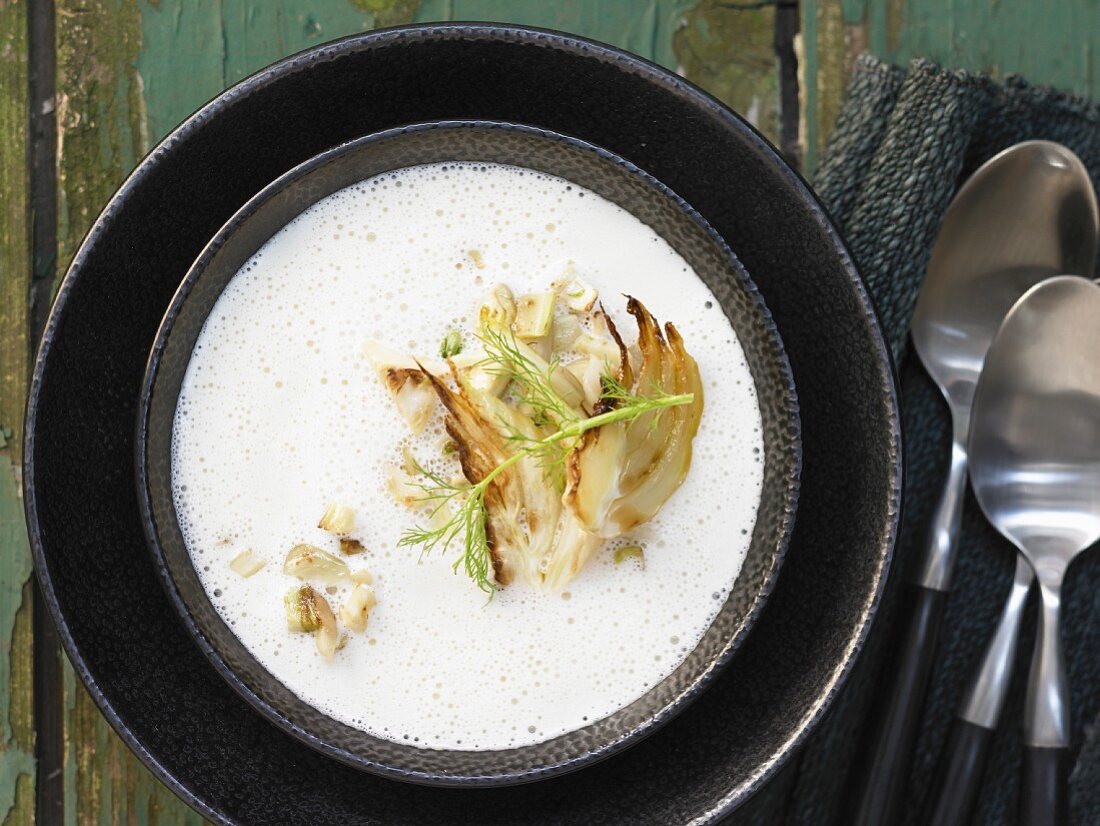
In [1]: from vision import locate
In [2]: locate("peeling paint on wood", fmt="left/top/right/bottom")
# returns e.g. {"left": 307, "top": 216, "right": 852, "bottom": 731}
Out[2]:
{"left": 800, "top": 0, "right": 853, "bottom": 173}
{"left": 56, "top": 0, "right": 147, "bottom": 274}
{"left": 54, "top": 2, "right": 204, "bottom": 823}
{"left": 138, "top": 0, "right": 390, "bottom": 146}
{"left": 421, "top": 0, "right": 693, "bottom": 72}
{"left": 869, "top": 0, "right": 1100, "bottom": 96}
{"left": 674, "top": 0, "right": 780, "bottom": 146}
{"left": 802, "top": 0, "right": 1100, "bottom": 173}
{"left": 350, "top": 0, "right": 422, "bottom": 28}
{"left": 0, "top": 0, "right": 37, "bottom": 821}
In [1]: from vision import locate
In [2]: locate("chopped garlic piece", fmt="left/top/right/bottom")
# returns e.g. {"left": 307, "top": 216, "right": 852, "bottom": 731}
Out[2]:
{"left": 229, "top": 549, "right": 265, "bottom": 578}
{"left": 574, "top": 332, "right": 620, "bottom": 364}
{"left": 283, "top": 544, "right": 350, "bottom": 583}
{"left": 467, "top": 249, "right": 486, "bottom": 269}
{"left": 318, "top": 502, "right": 356, "bottom": 535}
{"left": 340, "top": 584, "right": 378, "bottom": 633}
{"left": 555, "top": 275, "right": 598, "bottom": 313}
{"left": 351, "top": 568, "right": 374, "bottom": 585}
{"left": 387, "top": 462, "right": 433, "bottom": 507}
{"left": 552, "top": 313, "right": 582, "bottom": 352}
{"left": 284, "top": 585, "right": 324, "bottom": 632}
{"left": 514, "top": 292, "right": 556, "bottom": 339}
{"left": 313, "top": 592, "right": 340, "bottom": 660}
{"left": 477, "top": 284, "right": 516, "bottom": 331}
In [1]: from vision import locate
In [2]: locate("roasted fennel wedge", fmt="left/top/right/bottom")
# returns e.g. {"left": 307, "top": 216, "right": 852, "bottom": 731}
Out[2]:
{"left": 373, "top": 280, "right": 705, "bottom": 594}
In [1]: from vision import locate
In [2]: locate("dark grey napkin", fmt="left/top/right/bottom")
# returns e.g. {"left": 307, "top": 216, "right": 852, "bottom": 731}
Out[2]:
{"left": 729, "top": 55, "right": 1100, "bottom": 825}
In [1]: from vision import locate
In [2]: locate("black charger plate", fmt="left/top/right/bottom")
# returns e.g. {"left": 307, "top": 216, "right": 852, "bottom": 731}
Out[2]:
{"left": 137, "top": 120, "right": 801, "bottom": 785}
{"left": 25, "top": 24, "right": 900, "bottom": 824}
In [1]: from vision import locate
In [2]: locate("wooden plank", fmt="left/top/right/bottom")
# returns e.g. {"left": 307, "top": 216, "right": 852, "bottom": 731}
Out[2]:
{"left": 800, "top": 0, "right": 866, "bottom": 173}
{"left": 801, "top": 0, "right": 1100, "bottom": 175}
{"left": 137, "top": 0, "right": 782, "bottom": 149}
{"left": 877, "top": 0, "right": 1099, "bottom": 97}
{"left": 672, "top": 0, "right": 782, "bottom": 151}
{"left": 54, "top": 1, "right": 412, "bottom": 820}
{"left": 53, "top": 1, "right": 203, "bottom": 823}
{"left": 0, "top": 0, "right": 37, "bottom": 822}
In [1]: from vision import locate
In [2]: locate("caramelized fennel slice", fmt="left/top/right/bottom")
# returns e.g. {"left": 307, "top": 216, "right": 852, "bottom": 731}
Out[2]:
{"left": 365, "top": 340, "right": 490, "bottom": 432}
{"left": 541, "top": 511, "right": 603, "bottom": 591}
{"left": 562, "top": 299, "right": 704, "bottom": 539}
{"left": 620, "top": 298, "right": 677, "bottom": 476}
{"left": 595, "top": 307, "right": 634, "bottom": 402}
{"left": 607, "top": 318, "right": 699, "bottom": 532}
{"left": 506, "top": 335, "right": 587, "bottom": 415}
{"left": 418, "top": 365, "right": 523, "bottom": 587}
{"left": 562, "top": 422, "right": 626, "bottom": 536}
{"left": 380, "top": 288, "right": 700, "bottom": 593}
{"left": 567, "top": 308, "right": 633, "bottom": 413}
{"left": 605, "top": 321, "right": 704, "bottom": 533}
{"left": 452, "top": 369, "right": 561, "bottom": 586}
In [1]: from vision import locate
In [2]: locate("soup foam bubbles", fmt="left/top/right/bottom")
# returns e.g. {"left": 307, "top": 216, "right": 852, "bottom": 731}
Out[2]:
{"left": 172, "top": 162, "right": 763, "bottom": 750}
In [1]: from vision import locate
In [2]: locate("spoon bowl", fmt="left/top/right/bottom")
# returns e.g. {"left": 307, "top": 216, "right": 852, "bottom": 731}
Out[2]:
{"left": 969, "top": 275, "right": 1100, "bottom": 825}
{"left": 913, "top": 141, "right": 1098, "bottom": 426}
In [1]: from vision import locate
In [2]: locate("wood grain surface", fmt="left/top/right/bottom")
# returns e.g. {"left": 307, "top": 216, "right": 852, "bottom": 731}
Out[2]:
{"left": 1, "top": 0, "right": 1097, "bottom": 822}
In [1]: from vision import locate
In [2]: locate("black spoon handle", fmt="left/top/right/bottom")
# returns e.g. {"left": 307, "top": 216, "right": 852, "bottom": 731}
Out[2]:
{"left": 1020, "top": 745, "right": 1069, "bottom": 825}
{"left": 920, "top": 717, "right": 994, "bottom": 826}
{"left": 844, "top": 583, "right": 948, "bottom": 826}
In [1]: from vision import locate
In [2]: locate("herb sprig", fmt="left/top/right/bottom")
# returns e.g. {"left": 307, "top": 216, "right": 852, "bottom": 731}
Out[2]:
{"left": 477, "top": 325, "right": 577, "bottom": 425}
{"left": 398, "top": 334, "right": 692, "bottom": 595}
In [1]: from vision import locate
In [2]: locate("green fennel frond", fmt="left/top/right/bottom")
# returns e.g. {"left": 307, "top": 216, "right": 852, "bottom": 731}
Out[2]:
{"left": 599, "top": 373, "right": 686, "bottom": 430}
{"left": 477, "top": 326, "right": 577, "bottom": 424}
{"left": 398, "top": 372, "right": 695, "bottom": 596}
{"left": 502, "top": 422, "right": 569, "bottom": 492}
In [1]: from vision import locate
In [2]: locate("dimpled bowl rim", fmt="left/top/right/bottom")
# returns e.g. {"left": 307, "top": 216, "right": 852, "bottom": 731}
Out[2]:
{"left": 136, "top": 119, "right": 801, "bottom": 786}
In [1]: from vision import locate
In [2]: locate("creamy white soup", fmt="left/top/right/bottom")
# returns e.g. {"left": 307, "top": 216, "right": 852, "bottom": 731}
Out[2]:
{"left": 172, "top": 161, "right": 763, "bottom": 750}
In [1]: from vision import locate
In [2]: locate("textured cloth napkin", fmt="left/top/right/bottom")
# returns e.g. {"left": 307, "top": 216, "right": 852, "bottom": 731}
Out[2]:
{"left": 732, "top": 55, "right": 1100, "bottom": 825}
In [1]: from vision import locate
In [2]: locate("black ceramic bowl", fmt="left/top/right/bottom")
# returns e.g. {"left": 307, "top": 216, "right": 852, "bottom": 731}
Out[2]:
{"left": 136, "top": 120, "right": 801, "bottom": 786}
{"left": 25, "top": 24, "right": 900, "bottom": 824}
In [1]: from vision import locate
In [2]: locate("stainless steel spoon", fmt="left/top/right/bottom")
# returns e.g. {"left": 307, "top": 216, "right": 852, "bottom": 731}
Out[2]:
{"left": 920, "top": 148, "right": 1099, "bottom": 826}
{"left": 847, "top": 141, "right": 1099, "bottom": 826}
{"left": 968, "top": 275, "right": 1100, "bottom": 826}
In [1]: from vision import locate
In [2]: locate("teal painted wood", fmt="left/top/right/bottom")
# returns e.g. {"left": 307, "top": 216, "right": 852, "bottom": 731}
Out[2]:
{"left": 138, "top": 0, "right": 696, "bottom": 147}
{"left": 868, "top": 0, "right": 1100, "bottom": 98}
{"left": 803, "top": 0, "right": 1100, "bottom": 173}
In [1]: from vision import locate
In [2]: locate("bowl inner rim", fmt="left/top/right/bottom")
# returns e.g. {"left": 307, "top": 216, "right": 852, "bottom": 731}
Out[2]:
{"left": 136, "top": 119, "right": 801, "bottom": 786}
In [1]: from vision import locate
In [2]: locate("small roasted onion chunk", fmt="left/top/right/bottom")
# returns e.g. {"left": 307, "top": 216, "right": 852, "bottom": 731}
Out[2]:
{"left": 229, "top": 548, "right": 265, "bottom": 578}
{"left": 339, "top": 583, "right": 377, "bottom": 633}
{"left": 283, "top": 544, "right": 350, "bottom": 584}
{"left": 339, "top": 538, "right": 366, "bottom": 555}
{"left": 284, "top": 585, "right": 324, "bottom": 632}
{"left": 285, "top": 585, "right": 340, "bottom": 659}
{"left": 318, "top": 502, "right": 356, "bottom": 535}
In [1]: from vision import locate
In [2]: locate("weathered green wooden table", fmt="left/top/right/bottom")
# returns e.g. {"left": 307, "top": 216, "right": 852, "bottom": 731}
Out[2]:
{"left": 1, "top": 1, "right": 1097, "bottom": 822}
